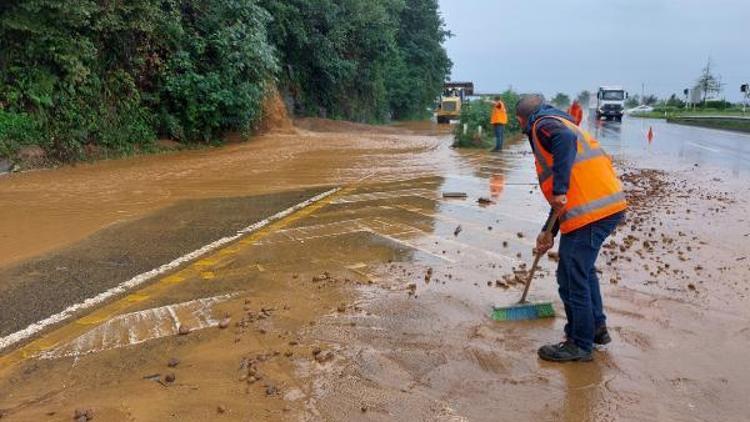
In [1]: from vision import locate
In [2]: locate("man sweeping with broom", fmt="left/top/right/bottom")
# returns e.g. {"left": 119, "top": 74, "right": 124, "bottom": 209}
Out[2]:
{"left": 515, "top": 94, "right": 627, "bottom": 362}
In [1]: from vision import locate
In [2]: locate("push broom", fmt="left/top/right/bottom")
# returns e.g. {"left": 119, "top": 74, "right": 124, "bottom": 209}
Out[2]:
{"left": 492, "top": 210, "right": 559, "bottom": 321}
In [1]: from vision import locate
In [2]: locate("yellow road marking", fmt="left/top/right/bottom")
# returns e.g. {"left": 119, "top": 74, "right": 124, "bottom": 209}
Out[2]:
{"left": 0, "top": 187, "right": 351, "bottom": 372}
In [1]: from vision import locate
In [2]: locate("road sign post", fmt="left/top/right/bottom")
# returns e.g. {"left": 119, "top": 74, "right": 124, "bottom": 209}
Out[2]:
{"left": 683, "top": 88, "right": 690, "bottom": 110}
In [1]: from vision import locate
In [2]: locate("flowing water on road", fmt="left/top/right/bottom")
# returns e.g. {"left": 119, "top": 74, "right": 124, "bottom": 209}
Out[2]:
{"left": 0, "top": 118, "right": 748, "bottom": 421}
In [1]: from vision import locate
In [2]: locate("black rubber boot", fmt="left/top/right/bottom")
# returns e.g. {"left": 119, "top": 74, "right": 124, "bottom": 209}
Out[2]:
{"left": 538, "top": 341, "right": 593, "bottom": 362}
{"left": 594, "top": 326, "right": 612, "bottom": 346}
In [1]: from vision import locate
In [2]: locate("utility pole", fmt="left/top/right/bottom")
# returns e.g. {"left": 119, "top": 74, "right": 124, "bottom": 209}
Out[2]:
{"left": 683, "top": 88, "right": 689, "bottom": 110}
{"left": 641, "top": 83, "right": 645, "bottom": 105}
{"left": 742, "top": 84, "right": 749, "bottom": 114}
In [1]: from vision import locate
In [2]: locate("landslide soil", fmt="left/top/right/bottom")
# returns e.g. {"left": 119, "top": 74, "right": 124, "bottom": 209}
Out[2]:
{"left": 0, "top": 119, "right": 749, "bottom": 422}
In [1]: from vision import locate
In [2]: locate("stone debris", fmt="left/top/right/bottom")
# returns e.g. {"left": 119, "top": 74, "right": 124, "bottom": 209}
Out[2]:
{"left": 73, "top": 408, "right": 94, "bottom": 421}
{"left": 265, "top": 384, "right": 278, "bottom": 396}
{"left": 219, "top": 316, "right": 231, "bottom": 329}
{"left": 315, "top": 350, "right": 334, "bottom": 364}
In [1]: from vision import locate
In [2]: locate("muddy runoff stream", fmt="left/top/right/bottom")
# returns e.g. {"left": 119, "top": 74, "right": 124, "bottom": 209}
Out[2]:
{"left": 0, "top": 120, "right": 749, "bottom": 421}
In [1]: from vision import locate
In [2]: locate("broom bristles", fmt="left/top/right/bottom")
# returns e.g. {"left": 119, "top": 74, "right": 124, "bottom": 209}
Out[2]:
{"left": 492, "top": 302, "right": 555, "bottom": 321}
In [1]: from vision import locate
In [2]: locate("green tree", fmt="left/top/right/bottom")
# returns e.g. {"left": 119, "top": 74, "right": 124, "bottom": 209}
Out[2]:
{"left": 260, "top": 0, "right": 397, "bottom": 121}
{"left": 696, "top": 57, "right": 724, "bottom": 104}
{"left": 386, "top": 0, "right": 452, "bottom": 120}
{"left": 261, "top": 0, "right": 450, "bottom": 122}
{"left": 156, "top": 0, "right": 278, "bottom": 141}
{"left": 666, "top": 94, "right": 685, "bottom": 108}
{"left": 1, "top": 0, "right": 452, "bottom": 161}
{"left": 576, "top": 90, "right": 591, "bottom": 108}
{"left": 642, "top": 95, "right": 659, "bottom": 106}
{"left": 551, "top": 93, "right": 571, "bottom": 109}
{"left": 625, "top": 95, "right": 640, "bottom": 108}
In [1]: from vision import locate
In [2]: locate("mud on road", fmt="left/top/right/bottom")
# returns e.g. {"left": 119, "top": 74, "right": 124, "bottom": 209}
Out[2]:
{"left": 0, "top": 119, "right": 749, "bottom": 421}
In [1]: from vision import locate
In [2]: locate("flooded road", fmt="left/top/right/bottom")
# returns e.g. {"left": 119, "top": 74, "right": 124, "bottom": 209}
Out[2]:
{"left": 592, "top": 116, "right": 750, "bottom": 176}
{"left": 0, "top": 117, "right": 749, "bottom": 421}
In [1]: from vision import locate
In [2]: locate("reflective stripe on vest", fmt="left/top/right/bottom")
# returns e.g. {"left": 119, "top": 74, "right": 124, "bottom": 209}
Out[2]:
{"left": 560, "top": 191, "right": 627, "bottom": 222}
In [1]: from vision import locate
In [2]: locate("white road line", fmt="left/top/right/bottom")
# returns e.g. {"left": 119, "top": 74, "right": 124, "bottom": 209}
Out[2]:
{"left": 687, "top": 142, "right": 721, "bottom": 153}
{"left": 373, "top": 232, "right": 456, "bottom": 262}
{"left": 0, "top": 188, "right": 340, "bottom": 352}
{"left": 40, "top": 294, "right": 232, "bottom": 359}
{"left": 332, "top": 188, "right": 436, "bottom": 204}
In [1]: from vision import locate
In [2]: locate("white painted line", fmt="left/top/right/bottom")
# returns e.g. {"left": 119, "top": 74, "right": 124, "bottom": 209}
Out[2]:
{"left": 374, "top": 232, "right": 456, "bottom": 263}
{"left": 687, "top": 142, "right": 721, "bottom": 153}
{"left": 0, "top": 188, "right": 340, "bottom": 352}
{"left": 331, "top": 188, "right": 436, "bottom": 204}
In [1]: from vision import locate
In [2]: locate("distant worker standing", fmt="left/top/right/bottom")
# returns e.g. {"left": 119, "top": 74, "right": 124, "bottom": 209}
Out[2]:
{"left": 567, "top": 100, "right": 584, "bottom": 125}
{"left": 490, "top": 96, "right": 508, "bottom": 151}
{"left": 515, "top": 94, "right": 627, "bottom": 362}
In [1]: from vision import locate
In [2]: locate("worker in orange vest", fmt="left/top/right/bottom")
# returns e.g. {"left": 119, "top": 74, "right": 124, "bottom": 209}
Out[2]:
{"left": 490, "top": 96, "right": 508, "bottom": 151}
{"left": 567, "top": 100, "right": 583, "bottom": 125}
{"left": 515, "top": 94, "right": 627, "bottom": 362}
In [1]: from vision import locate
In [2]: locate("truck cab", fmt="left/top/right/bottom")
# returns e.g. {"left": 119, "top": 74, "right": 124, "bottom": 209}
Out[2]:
{"left": 437, "top": 82, "right": 474, "bottom": 124}
{"left": 596, "top": 86, "right": 627, "bottom": 122}
{"left": 436, "top": 91, "right": 462, "bottom": 124}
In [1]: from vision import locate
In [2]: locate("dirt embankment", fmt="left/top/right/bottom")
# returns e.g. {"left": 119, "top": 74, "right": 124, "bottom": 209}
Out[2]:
{"left": 255, "top": 88, "right": 296, "bottom": 135}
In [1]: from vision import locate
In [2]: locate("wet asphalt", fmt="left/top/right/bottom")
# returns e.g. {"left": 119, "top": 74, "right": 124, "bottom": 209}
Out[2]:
{"left": 590, "top": 116, "right": 750, "bottom": 175}
{"left": 0, "top": 188, "right": 328, "bottom": 341}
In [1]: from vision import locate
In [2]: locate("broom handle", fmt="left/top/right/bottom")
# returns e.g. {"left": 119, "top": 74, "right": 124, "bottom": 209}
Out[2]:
{"left": 519, "top": 209, "right": 561, "bottom": 304}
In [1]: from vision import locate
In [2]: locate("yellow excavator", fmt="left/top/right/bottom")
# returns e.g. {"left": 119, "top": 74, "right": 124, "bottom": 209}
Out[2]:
{"left": 436, "top": 82, "right": 473, "bottom": 124}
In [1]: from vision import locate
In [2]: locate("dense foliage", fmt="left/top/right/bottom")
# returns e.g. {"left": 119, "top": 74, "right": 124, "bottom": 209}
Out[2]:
{"left": 0, "top": 0, "right": 450, "bottom": 161}
{"left": 260, "top": 0, "right": 451, "bottom": 122}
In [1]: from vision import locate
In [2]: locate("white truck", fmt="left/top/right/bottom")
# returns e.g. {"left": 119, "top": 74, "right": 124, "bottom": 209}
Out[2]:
{"left": 595, "top": 86, "right": 628, "bottom": 122}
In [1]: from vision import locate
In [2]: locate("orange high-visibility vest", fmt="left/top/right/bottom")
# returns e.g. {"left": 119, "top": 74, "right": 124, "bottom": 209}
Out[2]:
{"left": 531, "top": 116, "right": 627, "bottom": 233}
{"left": 491, "top": 101, "right": 508, "bottom": 125}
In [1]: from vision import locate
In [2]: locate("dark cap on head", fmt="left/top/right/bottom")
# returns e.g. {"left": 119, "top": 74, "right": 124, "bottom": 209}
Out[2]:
{"left": 515, "top": 94, "right": 544, "bottom": 119}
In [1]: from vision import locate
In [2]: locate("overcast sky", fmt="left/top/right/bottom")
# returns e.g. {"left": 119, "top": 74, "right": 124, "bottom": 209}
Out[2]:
{"left": 439, "top": 0, "right": 750, "bottom": 102}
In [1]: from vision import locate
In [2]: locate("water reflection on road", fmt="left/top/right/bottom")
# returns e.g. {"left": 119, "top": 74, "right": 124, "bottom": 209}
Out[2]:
{"left": 589, "top": 116, "right": 750, "bottom": 176}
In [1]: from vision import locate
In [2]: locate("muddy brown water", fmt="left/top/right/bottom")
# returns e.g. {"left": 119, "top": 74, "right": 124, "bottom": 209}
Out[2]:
{"left": 0, "top": 119, "right": 749, "bottom": 421}
{"left": 0, "top": 124, "right": 440, "bottom": 268}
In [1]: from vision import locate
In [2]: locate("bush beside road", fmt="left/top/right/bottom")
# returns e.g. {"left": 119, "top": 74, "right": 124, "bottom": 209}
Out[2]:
{"left": 629, "top": 106, "right": 750, "bottom": 133}
{"left": 630, "top": 106, "right": 747, "bottom": 119}
{"left": 666, "top": 115, "right": 750, "bottom": 133}
{"left": 452, "top": 90, "right": 521, "bottom": 148}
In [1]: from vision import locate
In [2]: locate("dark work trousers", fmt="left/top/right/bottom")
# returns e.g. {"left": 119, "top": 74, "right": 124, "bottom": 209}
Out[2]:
{"left": 557, "top": 212, "right": 624, "bottom": 352}
{"left": 493, "top": 124, "right": 505, "bottom": 150}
